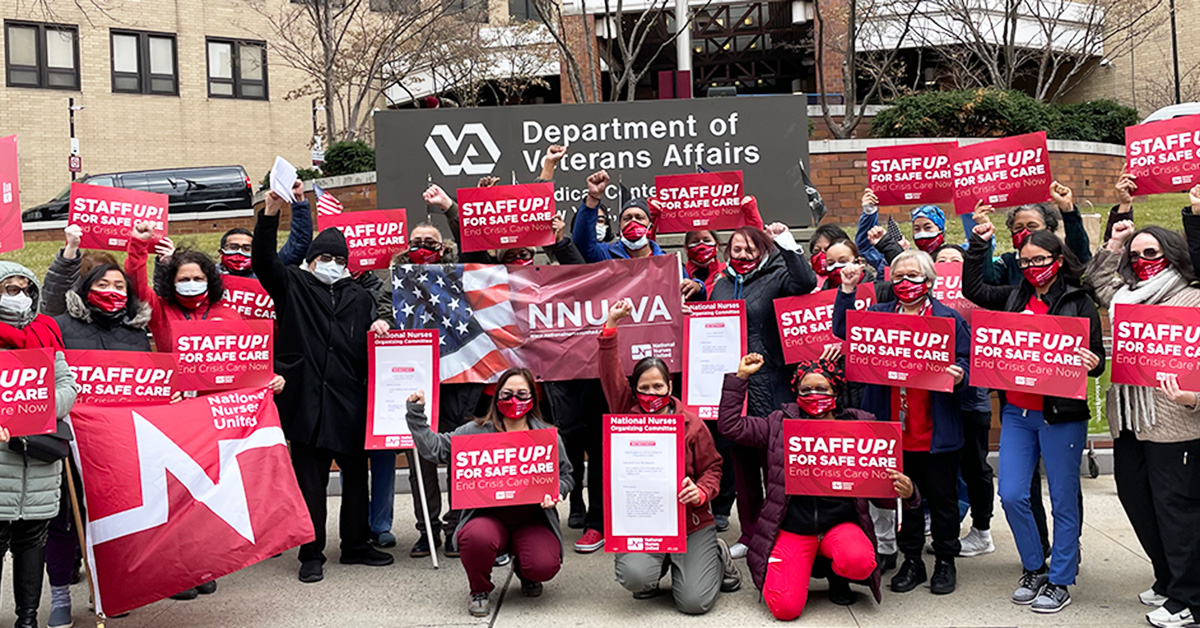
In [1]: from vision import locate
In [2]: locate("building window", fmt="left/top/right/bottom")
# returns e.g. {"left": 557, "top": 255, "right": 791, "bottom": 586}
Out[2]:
{"left": 509, "top": 0, "right": 535, "bottom": 21}
{"left": 206, "top": 38, "right": 267, "bottom": 100}
{"left": 4, "top": 21, "right": 79, "bottom": 90}
{"left": 444, "top": 0, "right": 487, "bottom": 21}
{"left": 370, "top": 0, "right": 416, "bottom": 11}
{"left": 111, "top": 30, "right": 178, "bottom": 95}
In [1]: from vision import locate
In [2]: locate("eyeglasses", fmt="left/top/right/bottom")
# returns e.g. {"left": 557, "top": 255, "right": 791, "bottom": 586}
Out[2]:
{"left": 316, "top": 253, "right": 349, "bottom": 266}
{"left": 222, "top": 244, "right": 253, "bottom": 254}
{"left": 498, "top": 390, "right": 533, "bottom": 401}
{"left": 797, "top": 387, "right": 833, "bottom": 395}
{"left": 1130, "top": 248, "right": 1163, "bottom": 261}
{"left": 2, "top": 284, "right": 31, "bottom": 297}
{"left": 502, "top": 249, "right": 535, "bottom": 262}
{"left": 410, "top": 239, "right": 443, "bottom": 250}
{"left": 1016, "top": 255, "right": 1058, "bottom": 269}
{"left": 892, "top": 273, "right": 926, "bottom": 283}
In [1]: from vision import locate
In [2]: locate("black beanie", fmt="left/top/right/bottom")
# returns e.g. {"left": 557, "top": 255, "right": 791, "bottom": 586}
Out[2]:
{"left": 305, "top": 228, "right": 349, "bottom": 263}
{"left": 619, "top": 197, "right": 649, "bottom": 222}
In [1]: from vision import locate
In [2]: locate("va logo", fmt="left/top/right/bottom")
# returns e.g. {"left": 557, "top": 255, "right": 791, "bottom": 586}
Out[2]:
{"left": 425, "top": 123, "right": 501, "bottom": 176}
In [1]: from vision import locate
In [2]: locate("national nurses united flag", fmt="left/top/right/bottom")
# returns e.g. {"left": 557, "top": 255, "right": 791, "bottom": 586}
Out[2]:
{"left": 69, "top": 388, "right": 314, "bottom": 616}
{"left": 314, "top": 184, "right": 344, "bottom": 216}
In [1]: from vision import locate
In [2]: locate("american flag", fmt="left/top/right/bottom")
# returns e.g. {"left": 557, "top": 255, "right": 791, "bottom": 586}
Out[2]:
{"left": 392, "top": 263, "right": 521, "bottom": 383}
{"left": 314, "top": 184, "right": 343, "bottom": 216}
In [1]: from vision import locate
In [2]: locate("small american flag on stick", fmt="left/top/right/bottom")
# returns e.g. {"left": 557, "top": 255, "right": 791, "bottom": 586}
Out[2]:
{"left": 314, "top": 184, "right": 344, "bottom": 216}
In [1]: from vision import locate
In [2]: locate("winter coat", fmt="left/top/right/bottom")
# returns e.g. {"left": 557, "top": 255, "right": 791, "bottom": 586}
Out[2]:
{"left": 213, "top": 199, "right": 313, "bottom": 279}
{"left": 1183, "top": 207, "right": 1200, "bottom": 274}
{"left": 252, "top": 212, "right": 376, "bottom": 454}
{"left": 54, "top": 291, "right": 152, "bottom": 351}
{"left": 963, "top": 233, "right": 1105, "bottom": 423}
{"left": 406, "top": 403, "right": 573, "bottom": 550}
{"left": 983, "top": 209, "right": 1092, "bottom": 285}
{"left": 40, "top": 249, "right": 81, "bottom": 317}
{"left": 598, "top": 328, "right": 722, "bottom": 534}
{"left": 709, "top": 248, "right": 818, "bottom": 418}
{"left": 718, "top": 374, "right": 920, "bottom": 599}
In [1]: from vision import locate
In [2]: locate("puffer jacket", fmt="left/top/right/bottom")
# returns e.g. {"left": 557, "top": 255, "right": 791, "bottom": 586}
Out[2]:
{"left": 55, "top": 290, "right": 152, "bottom": 351}
{"left": 40, "top": 248, "right": 81, "bottom": 317}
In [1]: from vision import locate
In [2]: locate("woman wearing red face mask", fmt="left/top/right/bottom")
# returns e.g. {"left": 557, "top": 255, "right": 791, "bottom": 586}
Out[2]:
{"left": 599, "top": 298, "right": 740, "bottom": 614}
{"left": 1087, "top": 221, "right": 1200, "bottom": 628}
{"left": 963, "top": 224, "right": 1104, "bottom": 614}
{"left": 718, "top": 353, "right": 920, "bottom": 620}
{"left": 972, "top": 180, "right": 1094, "bottom": 286}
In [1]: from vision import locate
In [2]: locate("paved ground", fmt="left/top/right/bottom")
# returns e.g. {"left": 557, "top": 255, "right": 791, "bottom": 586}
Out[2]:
{"left": 16, "top": 474, "right": 1163, "bottom": 628}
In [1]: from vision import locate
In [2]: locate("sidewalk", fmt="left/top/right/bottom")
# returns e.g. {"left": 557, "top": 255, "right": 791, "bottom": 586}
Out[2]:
{"left": 56, "top": 474, "right": 1152, "bottom": 628}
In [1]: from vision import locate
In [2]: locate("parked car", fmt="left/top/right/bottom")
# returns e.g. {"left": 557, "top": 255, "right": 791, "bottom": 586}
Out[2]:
{"left": 1142, "top": 102, "right": 1200, "bottom": 123}
{"left": 21, "top": 165, "right": 254, "bottom": 222}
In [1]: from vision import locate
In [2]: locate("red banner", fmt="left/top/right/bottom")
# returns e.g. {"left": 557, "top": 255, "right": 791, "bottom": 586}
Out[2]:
{"left": 65, "top": 350, "right": 176, "bottom": 406}
{"left": 0, "top": 135, "right": 23, "bottom": 255}
{"left": 1125, "top": 114, "right": 1200, "bottom": 195}
{"left": 0, "top": 348, "right": 56, "bottom": 437}
{"left": 1111, "top": 303, "right": 1200, "bottom": 389}
{"left": 317, "top": 209, "right": 407, "bottom": 272}
{"left": 969, "top": 310, "right": 1089, "bottom": 399}
{"left": 783, "top": 419, "right": 904, "bottom": 498}
{"left": 866, "top": 143, "right": 955, "bottom": 206}
{"left": 603, "top": 414, "right": 686, "bottom": 553}
{"left": 774, "top": 286, "right": 878, "bottom": 365}
{"left": 68, "top": 182, "right": 169, "bottom": 251}
{"left": 367, "top": 330, "right": 439, "bottom": 449}
{"left": 845, "top": 310, "right": 956, "bottom": 392}
{"left": 220, "top": 275, "right": 275, "bottom": 320}
{"left": 951, "top": 132, "right": 1052, "bottom": 214}
{"left": 450, "top": 428, "right": 560, "bottom": 509}
{"left": 170, "top": 320, "right": 274, "bottom": 392}
{"left": 930, "top": 262, "right": 979, "bottom": 318}
{"left": 457, "top": 183, "right": 555, "bottom": 253}
{"left": 70, "top": 388, "right": 314, "bottom": 616}
{"left": 653, "top": 171, "right": 745, "bottom": 233}
{"left": 683, "top": 301, "right": 746, "bottom": 419}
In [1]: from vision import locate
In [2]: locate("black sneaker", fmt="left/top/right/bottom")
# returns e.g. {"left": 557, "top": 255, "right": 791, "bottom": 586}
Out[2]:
{"left": 714, "top": 514, "right": 730, "bottom": 532}
{"left": 567, "top": 508, "right": 586, "bottom": 530}
{"left": 1031, "top": 583, "right": 1071, "bottom": 613}
{"left": 340, "top": 546, "right": 395, "bottom": 566}
{"left": 828, "top": 576, "right": 858, "bottom": 606}
{"left": 930, "top": 560, "right": 957, "bottom": 595}
{"left": 169, "top": 588, "right": 198, "bottom": 601}
{"left": 410, "top": 533, "right": 440, "bottom": 558}
{"left": 889, "top": 558, "right": 927, "bottom": 593}
{"left": 444, "top": 531, "right": 460, "bottom": 558}
{"left": 298, "top": 560, "right": 324, "bottom": 584}
{"left": 520, "top": 579, "right": 544, "bottom": 598}
{"left": 196, "top": 580, "right": 217, "bottom": 595}
{"left": 877, "top": 552, "right": 898, "bottom": 574}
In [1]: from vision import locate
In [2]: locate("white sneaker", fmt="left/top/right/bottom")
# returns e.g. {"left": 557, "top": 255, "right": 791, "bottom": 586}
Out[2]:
{"left": 1141, "top": 588, "right": 1169, "bottom": 607}
{"left": 958, "top": 527, "right": 995, "bottom": 557}
{"left": 1147, "top": 606, "right": 1192, "bottom": 628}
{"left": 729, "top": 542, "right": 748, "bottom": 560}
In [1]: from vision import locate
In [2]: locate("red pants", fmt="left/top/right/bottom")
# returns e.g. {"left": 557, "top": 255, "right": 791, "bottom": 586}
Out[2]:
{"left": 763, "top": 524, "right": 877, "bottom": 621}
{"left": 457, "top": 506, "right": 562, "bottom": 595}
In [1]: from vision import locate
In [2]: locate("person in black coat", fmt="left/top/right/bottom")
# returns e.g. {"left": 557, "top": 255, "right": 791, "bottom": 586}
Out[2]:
{"left": 253, "top": 188, "right": 395, "bottom": 584}
{"left": 54, "top": 264, "right": 151, "bottom": 351}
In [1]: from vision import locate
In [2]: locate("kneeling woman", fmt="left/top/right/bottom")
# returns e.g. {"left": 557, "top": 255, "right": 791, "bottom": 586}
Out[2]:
{"left": 405, "top": 368, "right": 573, "bottom": 618}
{"left": 601, "top": 299, "right": 734, "bottom": 615}
{"left": 719, "top": 353, "right": 918, "bottom": 621}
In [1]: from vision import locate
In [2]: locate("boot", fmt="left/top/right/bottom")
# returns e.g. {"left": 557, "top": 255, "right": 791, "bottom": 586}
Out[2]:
{"left": 13, "top": 541, "right": 45, "bottom": 628}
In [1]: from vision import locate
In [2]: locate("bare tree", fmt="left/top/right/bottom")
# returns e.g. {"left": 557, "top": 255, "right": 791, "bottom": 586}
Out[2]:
{"left": 598, "top": 0, "right": 709, "bottom": 101}
{"left": 426, "top": 20, "right": 557, "bottom": 106}
{"left": 529, "top": 0, "right": 602, "bottom": 102}
{"left": 19, "top": 0, "right": 119, "bottom": 25}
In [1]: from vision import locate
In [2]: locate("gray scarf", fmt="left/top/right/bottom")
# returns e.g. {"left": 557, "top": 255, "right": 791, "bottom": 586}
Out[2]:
{"left": 1110, "top": 268, "right": 1189, "bottom": 433}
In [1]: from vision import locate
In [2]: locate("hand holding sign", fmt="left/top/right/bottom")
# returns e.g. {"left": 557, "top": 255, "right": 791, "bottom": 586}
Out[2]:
{"left": 1116, "top": 173, "right": 1138, "bottom": 204}
{"left": 269, "top": 374, "right": 286, "bottom": 394}
{"left": 0, "top": 428, "right": 10, "bottom": 443}
{"left": 861, "top": 188, "right": 879, "bottom": 208}
{"left": 1076, "top": 346, "right": 1100, "bottom": 371}
{"left": 541, "top": 494, "right": 562, "bottom": 509}
{"left": 1191, "top": 184, "right": 1200, "bottom": 212}
{"left": 889, "top": 470, "right": 914, "bottom": 499}
{"left": 678, "top": 477, "right": 704, "bottom": 506}
{"left": 1160, "top": 375, "right": 1199, "bottom": 407}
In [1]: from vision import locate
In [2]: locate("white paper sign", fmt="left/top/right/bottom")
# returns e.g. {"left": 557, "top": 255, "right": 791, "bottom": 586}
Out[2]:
{"left": 682, "top": 301, "right": 746, "bottom": 417}
{"left": 367, "top": 330, "right": 438, "bottom": 449}
{"left": 270, "top": 156, "right": 298, "bottom": 203}
{"left": 611, "top": 431, "right": 679, "bottom": 537}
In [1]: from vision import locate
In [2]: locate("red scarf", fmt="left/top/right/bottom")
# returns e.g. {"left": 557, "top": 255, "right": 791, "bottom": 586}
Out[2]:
{"left": 0, "top": 314, "right": 65, "bottom": 351}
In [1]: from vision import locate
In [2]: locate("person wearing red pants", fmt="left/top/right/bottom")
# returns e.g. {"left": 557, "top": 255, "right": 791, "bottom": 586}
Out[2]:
{"left": 718, "top": 353, "right": 920, "bottom": 620}
{"left": 405, "top": 367, "right": 574, "bottom": 618}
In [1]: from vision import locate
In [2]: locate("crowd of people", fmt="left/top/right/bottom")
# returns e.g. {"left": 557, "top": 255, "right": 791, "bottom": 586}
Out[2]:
{"left": 1, "top": 143, "right": 1198, "bottom": 627}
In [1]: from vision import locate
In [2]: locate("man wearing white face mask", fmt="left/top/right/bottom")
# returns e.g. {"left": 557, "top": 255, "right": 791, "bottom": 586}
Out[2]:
{"left": 254, "top": 188, "right": 395, "bottom": 584}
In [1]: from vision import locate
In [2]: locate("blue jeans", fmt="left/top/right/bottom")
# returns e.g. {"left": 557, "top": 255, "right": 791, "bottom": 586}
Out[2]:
{"left": 997, "top": 405, "right": 1086, "bottom": 586}
{"left": 369, "top": 450, "right": 397, "bottom": 536}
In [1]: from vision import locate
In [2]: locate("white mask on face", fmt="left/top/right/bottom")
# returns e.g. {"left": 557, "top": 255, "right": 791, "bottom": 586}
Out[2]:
{"left": 174, "top": 280, "right": 208, "bottom": 297}
{"left": 0, "top": 292, "right": 32, "bottom": 315}
{"left": 313, "top": 260, "right": 345, "bottom": 285}
{"left": 621, "top": 235, "right": 649, "bottom": 250}
{"left": 596, "top": 223, "right": 608, "bottom": 241}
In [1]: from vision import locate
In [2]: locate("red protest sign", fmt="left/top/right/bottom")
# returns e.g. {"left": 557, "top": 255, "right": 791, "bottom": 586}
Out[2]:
{"left": 951, "top": 132, "right": 1051, "bottom": 215}
{"left": 866, "top": 143, "right": 955, "bottom": 206}
{"left": 450, "top": 428, "right": 559, "bottom": 510}
{"left": 220, "top": 275, "right": 275, "bottom": 320}
{"left": 170, "top": 319, "right": 274, "bottom": 392}
{"left": 653, "top": 171, "right": 745, "bottom": 233}
{"left": 969, "top": 310, "right": 1089, "bottom": 399}
{"left": 65, "top": 350, "right": 176, "bottom": 406}
{"left": 317, "top": 209, "right": 407, "bottom": 272}
{"left": 1125, "top": 115, "right": 1200, "bottom": 195}
{"left": 457, "top": 183, "right": 555, "bottom": 253}
{"left": 784, "top": 419, "right": 903, "bottom": 498}
{"left": 68, "top": 182, "right": 168, "bottom": 251}
{"left": 0, "top": 136, "right": 23, "bottom": 255}
{"left": 1111, "top": 303, "right": 1200, "bottom": 389}
{"left": 930, "top": 262, "right": 979, "bottom": 318}
{"left": 775, "top": 286, "right": 877, "bottom": 365}
{"left": 0, "top": 348, "right": 57, "bottom": 436}
{"left": 683, "top": 301, "right": 746, "bottom": 419}
{"left": 603, "top": 414, "right": 686, "bottom": 553}
{"left": 845, "top": 310, "right": 956, "bottom": 392}
{"left": 367, "top": 330, "right": 439, "bottom": 450}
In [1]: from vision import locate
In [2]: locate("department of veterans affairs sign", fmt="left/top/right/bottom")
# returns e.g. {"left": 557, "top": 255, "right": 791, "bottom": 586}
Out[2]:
{"left": 375, "top": 95, "right": 811, "bottom": 226}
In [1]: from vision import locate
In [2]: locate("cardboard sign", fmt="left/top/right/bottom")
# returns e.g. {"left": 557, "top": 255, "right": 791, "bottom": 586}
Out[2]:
{"left": 0, "top": 348, "right": 57, "bottom": 436}
{"left": 603, "top": 414, "right": 686, "bottom": 553}
{"left": 951, "top": 132, "right": 1051, "bottom": 214}
{"left": 317, "top": 209, "right": 408, "bottom": 272}
{"left": 220, "top": 275, "right": 275, "bottom": 320}
{"left": 683, "top": 301, "right": 746, "bottom": 419}
{"left": 845, "top": 310, "right": 956, "bottom": 392}
{"left": 367, "top": 330, "right": 439, "bottom": 449}
{"left": 930, "top": 262, "right": 979, "bottom": 318}
{"left": 969, "top": 310, "right": 1089, "bottom": 399}
{"left": 65, "top": 350, "right": 176, "bottom": 406}
{"left": 653, "top": 171, "right": 745, "bottom": 233}
{"left": 775, "top": 285, "right": 878, "bottom": 365}
{"left": 450, "top": 428, "right": 560, "bottom": 509}
{"left": 1125, "top": 114, "right": 1200, "bottom": 195}
{"left": 170, "top": 319, "right": 274, "bottom": 392}
{"left": 68, "top": 182, "right": 169, "bottom": 251}
{"left": 866, "top": 143, "right": 955, "bottom": 206}
{"left": 0, "top": 135, "right": 23, "bottom": 254}
{"left": 457, "top": 183, "right": 555, "bottom": 253}
{"left": 1111, "top": 303, "right": 1200, "bottom": 389}
{"left": 783, "top": 419, "right": 903, "bottom": 498}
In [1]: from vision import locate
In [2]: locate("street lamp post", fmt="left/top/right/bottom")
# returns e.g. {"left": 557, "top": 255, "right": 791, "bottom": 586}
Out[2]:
{"left": 68, "top": 98, "right": 84, "bottom": 181}
{"left": 1170, "top": 0, "right": 1181, "bottom": 104}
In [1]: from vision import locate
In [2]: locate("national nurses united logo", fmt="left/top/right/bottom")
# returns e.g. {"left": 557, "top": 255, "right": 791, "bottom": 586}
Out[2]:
{"left": 425, "top": 123, "right": 501, "bottom": 176}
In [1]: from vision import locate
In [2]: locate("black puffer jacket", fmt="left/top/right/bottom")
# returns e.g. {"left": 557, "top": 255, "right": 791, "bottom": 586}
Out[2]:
{"left": 54, "top": 291, "right": 152, "bottom": 351}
